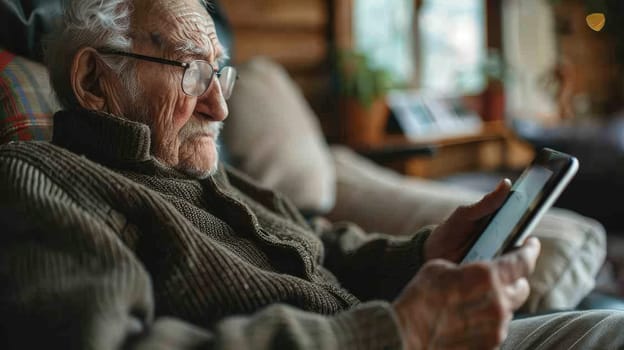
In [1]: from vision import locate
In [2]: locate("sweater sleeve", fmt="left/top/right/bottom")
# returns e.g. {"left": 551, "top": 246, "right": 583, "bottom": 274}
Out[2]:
{"left": 314, "top": 218, "right": 433, "bottom": 301}
{"left": 0, "top": 159, "right": 404, "bottom": 350}
{"left": 130, "top": 302, "right": 402, "bottom": 350}
{"left": 0, "top": 207, "right": 404, "bottom": 350}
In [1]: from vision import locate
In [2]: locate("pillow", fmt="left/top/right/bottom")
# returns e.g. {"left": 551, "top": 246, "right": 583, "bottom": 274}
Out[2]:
{"left": 0, "top": 49, "right": 59, "bottom": 144}
{"left": 327, "top": 145, "right": 606, "bottom": 313}
{"left": 222, "top": 57, "right": 336, "bottom": 214}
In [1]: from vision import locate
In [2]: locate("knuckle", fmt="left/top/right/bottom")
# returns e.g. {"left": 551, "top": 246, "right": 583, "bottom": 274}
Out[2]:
{"left": 500, "top": 250, "right": 531, "bottom": 279}
{"left": 422, "top": 259, "right": 450, "bottom": 275}
{"left": 419, "top": 260, "right": 457, "bottom": 287}
{"left": 479, "top": 264, "right": 497, "bottom": 286}
{"left": 467, "top": 262, "right": 490, "bottom": 277}
{"left": 463, "top": 262, "right": 498, "bottom": 289}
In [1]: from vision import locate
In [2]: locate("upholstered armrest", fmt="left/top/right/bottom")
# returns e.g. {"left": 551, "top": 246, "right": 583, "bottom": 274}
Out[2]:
{"left": 326, "top": 145, "right": 607, "bottom": 313}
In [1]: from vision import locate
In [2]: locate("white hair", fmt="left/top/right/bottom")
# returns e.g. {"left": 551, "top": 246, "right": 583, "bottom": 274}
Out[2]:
{"left": 45, "top": 0, "right": 135, "bottom": 109}
{"left": 46, "top": 0, "right": 214, "bottom": 109}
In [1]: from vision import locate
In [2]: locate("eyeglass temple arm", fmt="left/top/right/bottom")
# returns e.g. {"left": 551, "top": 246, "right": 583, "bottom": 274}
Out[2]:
{"left": 98, "top": 49, "right": 188, "bottom": 68}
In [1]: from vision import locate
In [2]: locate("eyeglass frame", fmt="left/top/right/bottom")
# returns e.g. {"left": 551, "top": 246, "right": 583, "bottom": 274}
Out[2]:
{"left": 97, "top": 48, "right": 237, "bottom": 99}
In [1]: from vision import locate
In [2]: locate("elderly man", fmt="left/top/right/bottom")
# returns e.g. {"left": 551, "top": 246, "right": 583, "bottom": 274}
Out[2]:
{"left": 0, "top": 0, "right": 623, "bottom": 349}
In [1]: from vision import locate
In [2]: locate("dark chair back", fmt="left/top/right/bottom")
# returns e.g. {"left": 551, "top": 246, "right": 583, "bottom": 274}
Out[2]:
{"left": 0, "top": 0, "right": 235, "bottom": 64}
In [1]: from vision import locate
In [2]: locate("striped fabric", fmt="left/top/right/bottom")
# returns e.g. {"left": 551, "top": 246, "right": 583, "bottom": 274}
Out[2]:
{"left": 0, "top": 49, "right": 59, "bottom": 144}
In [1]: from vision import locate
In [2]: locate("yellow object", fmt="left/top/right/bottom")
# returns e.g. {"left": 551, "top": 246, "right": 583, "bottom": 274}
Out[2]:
{"left": 586, "top": 13, "right": 606, "bottom": 32}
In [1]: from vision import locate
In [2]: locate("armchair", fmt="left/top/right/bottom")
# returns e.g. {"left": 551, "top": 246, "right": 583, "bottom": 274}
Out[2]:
{"left": 0, "top": 0, "right": 611, "bottom": 314}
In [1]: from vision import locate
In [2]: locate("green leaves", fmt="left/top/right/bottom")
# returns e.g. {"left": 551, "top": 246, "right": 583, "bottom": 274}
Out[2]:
{"left": 335, "top": 49, "right": 394, "bottom": 110}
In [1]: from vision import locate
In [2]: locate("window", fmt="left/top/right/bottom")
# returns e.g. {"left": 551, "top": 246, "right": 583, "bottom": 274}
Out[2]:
{"left": 419, "top": 0, "right": 486, "bottom": 95}
{"left": 353, "top": 0, "right": 416, "bottom": 86}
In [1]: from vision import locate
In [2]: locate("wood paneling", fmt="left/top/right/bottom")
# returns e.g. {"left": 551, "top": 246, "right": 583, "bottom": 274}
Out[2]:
{"left": 333, "top": 0, "right": 354, "bottom": 49}
{"left": 219, "top": 0, "right": 338, "bottom": 140}
{"left": 552, "top": 0, "right": 622, "bottom": 117}
{"left": 220, "top": 0, "right": 327, "bottom": 30}
{"left": 220, "top": 0, "right": 329, "bottom": 67}
{"left": 233, "top": 31, "right": 328, "bottom": 70}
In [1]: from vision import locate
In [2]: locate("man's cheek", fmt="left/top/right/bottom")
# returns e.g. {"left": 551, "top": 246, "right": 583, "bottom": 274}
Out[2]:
{"left": 173, "top": 113, "right": 192, "bottom": 133}
{"left": 173, "top": 96, "right": 195, "bottom": 124}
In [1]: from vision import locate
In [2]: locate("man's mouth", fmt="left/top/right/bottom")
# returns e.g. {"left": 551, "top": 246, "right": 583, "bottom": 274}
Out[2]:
{"left": 180, "top": 119, "right": 223, "bottom": 142}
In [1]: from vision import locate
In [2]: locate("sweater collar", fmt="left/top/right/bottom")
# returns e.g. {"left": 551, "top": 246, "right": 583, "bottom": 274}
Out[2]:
{"left": 52, "top": 109, "right": 153, "bottom": 164}
{"left": 51, "top": 109, "right": 231, "bottom": 183}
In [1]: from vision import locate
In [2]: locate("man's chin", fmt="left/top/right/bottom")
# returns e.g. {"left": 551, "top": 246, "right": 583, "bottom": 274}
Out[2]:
{"left": 175, "top": 137, "right": 221, "bottom": 178}
{"left": 176, "top": 153, "right": 219, "bottom": 179}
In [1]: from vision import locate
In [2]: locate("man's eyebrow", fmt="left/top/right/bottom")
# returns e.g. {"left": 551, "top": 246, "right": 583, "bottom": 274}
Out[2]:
{"left": 204, "top": 29, "right": 230, "bottom": 65}
{"left": 214, "top": 42, "right": 230, "bottom": 66}
{"left": 174, "top": 42, "right": 210, "bottom": 58}
{"left": 174, "top": 40, "right": 230, "bottom": 66}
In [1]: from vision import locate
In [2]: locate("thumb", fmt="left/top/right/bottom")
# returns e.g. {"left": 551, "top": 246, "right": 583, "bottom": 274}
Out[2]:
{"left": 465, "top": 178, "right": 512, "bottom": 220}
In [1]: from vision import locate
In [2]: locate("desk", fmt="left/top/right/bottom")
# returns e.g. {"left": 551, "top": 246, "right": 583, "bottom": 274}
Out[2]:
{"left": 376, "top": 121, "right": 535, "bottom": 178}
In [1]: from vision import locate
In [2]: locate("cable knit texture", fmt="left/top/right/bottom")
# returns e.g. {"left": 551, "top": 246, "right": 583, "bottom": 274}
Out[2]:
{"left": 0, "top": 109, "right": 431, "bottom": 349}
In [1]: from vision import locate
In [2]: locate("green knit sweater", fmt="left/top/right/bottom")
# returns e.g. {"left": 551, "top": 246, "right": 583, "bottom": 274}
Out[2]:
{"left": 0, "top": 109, "right": 431, "bottom": 350}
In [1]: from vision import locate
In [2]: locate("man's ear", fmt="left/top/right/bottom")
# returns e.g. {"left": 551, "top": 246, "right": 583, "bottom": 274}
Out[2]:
{"left": 70, "top": 47, "right": 108, "bottom": 110}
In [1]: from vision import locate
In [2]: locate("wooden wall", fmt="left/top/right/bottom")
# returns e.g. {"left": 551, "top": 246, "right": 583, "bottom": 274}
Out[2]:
{"left": 552, "top": 0, "right": 623, "bottom": 118}
{"left": 218, "top": 0, "right": 505, "bottom": 142}
{"left": 219, "top": 0, "right": 340, "bottom": 141}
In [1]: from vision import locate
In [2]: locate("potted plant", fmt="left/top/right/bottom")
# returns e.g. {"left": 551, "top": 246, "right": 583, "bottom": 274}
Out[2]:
{"left": 335, "top": 49, "right": 394, "bottom": 146}
{"left": 481, "top": 48, "right": 507, "bottom": 122}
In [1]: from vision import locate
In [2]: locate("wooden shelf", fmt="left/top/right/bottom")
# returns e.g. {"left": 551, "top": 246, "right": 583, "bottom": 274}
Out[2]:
{"left": 372, "top": 121, "right": 535, "bottom": 179}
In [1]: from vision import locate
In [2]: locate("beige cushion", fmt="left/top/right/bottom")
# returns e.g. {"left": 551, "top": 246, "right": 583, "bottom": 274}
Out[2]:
{"left": 222, "top": 57, "right": 335, "bottom": 213}
{"left": 327, "top": 145, "right": 606, "bottom": 312}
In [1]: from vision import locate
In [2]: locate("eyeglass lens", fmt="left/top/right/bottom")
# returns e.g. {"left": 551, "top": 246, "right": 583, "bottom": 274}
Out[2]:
{"left": 218, "top": 66, "right": 236, "bottom": 100}
{"left": 182, "top": 61, "right": 236, "bottom": 99}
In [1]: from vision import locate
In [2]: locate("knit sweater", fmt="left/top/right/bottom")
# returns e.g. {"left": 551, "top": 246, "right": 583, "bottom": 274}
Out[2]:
{"left": 0, "top": 109, "right": 431, "bottom": 350}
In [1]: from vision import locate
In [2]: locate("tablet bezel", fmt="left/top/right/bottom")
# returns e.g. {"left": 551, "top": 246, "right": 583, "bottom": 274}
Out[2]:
{"left": 461, "top": 147, "right": 579, "bottom": 264}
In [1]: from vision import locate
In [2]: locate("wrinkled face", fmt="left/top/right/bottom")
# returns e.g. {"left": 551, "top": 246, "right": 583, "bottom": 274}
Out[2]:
{"left": 123, "top": 0, "right": 228, "bottom": 178}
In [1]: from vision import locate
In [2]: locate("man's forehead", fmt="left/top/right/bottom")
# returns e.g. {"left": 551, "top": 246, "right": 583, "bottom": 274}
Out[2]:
{"left": 133, "top": 0, "right": 221, "bottom": 58}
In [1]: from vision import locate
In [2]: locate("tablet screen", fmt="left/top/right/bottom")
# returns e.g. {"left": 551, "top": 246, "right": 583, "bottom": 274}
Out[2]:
{"left": 462, "top": 165, "right": 553, "bottom": 263}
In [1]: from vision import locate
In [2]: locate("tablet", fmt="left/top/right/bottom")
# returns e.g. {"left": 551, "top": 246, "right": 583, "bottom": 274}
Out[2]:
{"left": 461, "top": 148, "right": 579, "bottom": 264}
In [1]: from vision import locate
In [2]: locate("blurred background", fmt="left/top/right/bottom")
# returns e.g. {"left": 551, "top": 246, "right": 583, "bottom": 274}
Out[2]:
{"left": 218, "top": 0, "right": 624, "bottom": 298}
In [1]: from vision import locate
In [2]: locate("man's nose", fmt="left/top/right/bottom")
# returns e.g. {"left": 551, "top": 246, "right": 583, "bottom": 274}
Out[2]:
{"left": 195, "top": 79, "right": 228, "bottom": 122}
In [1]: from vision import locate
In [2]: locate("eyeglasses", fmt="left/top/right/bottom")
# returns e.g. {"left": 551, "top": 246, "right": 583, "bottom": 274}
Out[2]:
{"left": 98, "top": 49, "right": 237, "bottom": 99}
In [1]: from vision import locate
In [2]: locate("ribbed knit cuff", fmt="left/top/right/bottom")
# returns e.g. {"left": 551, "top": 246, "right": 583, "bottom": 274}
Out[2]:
{"left": 385, "top": 226, "right": 433, "bottom": 274}
{"left": 375, "top": 226, "right": 433, "bottom": 299}
{"left": 330, "top": 301, "right": 403, "bottom": 350}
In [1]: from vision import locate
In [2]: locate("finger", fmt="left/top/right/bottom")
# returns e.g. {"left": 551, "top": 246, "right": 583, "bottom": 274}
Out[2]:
{"left": 462, "top": 178, "right": 512, "bottom": 221}
{"left": 495, "top": 237, "right": 541, "bottom": 284}
{"left": 458, "top": 263, "right": 498, "bottom": 297}
{"left": 504, "top": 277, "right": 531, "bottom": 310}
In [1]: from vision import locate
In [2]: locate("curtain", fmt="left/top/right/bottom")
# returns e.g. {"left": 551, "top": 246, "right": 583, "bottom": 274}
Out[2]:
{"left": 503, "top": 0, "right": 559, "bottom": 124}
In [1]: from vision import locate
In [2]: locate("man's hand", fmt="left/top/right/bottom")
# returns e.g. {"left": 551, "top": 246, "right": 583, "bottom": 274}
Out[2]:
{"left": 393, "top": 238, "right": 540, "bottom": 350}
{"left": 425, "top": 178, "right": 512, "bottom": 262}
